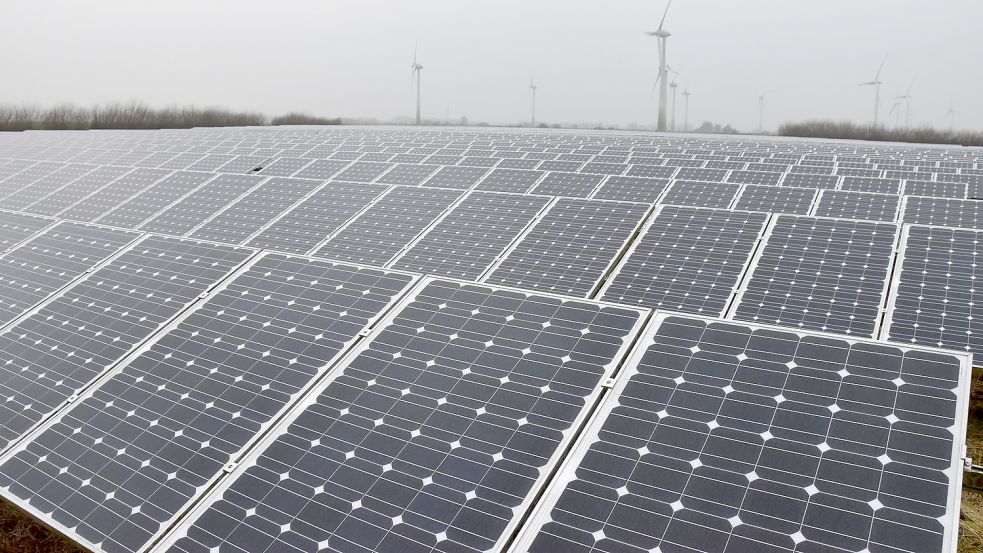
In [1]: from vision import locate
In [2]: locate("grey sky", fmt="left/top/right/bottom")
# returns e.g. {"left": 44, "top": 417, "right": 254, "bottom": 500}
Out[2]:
{"left": 2, "top": 0, "right": 980, "bottom": 132}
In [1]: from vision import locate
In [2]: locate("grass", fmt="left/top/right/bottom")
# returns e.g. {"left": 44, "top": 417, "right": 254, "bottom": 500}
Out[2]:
{"left": 0, "top": 103, "right": 343, "bottom": 131}
{"left": 0, "top": 373, "right": 981, "bottom": 551}
{"left": 778, "top": 120, "right": 983, "bottom": 147}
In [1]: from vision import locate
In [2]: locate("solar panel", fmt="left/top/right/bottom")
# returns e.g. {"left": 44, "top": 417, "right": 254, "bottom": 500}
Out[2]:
{"left": 538, "top": 160, "right": 584, "bottom": 172}
{"left": 659, "top": 181, "right": 742, "bottom": 209}
{"left": 883, "top": 224, "right": 983, "bottom": 356}
{"left": 599, "top": 206, "right": 768, "bottom": 315}
{"left": 375, "top": 164, "right": 441, "bottom": 187}
{"left": 674, "top": 168, "right": 729, "bottom": 182}
{"left": 215, "top": 155, "right": 267, "bottom": 174}
{"left": 902, "top": 180, "right": 967, "bottom": 199}
{"left": 625, "top": 165, "right": 678, "bottom": 179}
{"left": 483, "top": 198, "right": 649, "bottom": 297}
{"left": 781, "top": 173, "right": 839, "bottom": 189}
{"left": 329, "top": 162, "right": 394, "bottom": 183}
{"left": 730, "top": 215, "right": 899, "bottom": 337}
{"left": 256, "top": 157, "right": 315, "bottom": 178}
{"left": 513, "top": 313, "right": 970, "bottom": 553}
{"left": 590, "top": 176, "right": 669, "bottom": 204}
{"left": 726, "top": 170, "right": 782, "bottom": 186}
{"left": 732, "top": 184, "right": 817, "bottom": 215}
{"left": 474, "top": 169, "right": 544, "bottom": 194}
{"left": 0, "top": 222, "right": 140, "bottom": 327}
{"left": 244, "top": 182, "right": 387, "bottom": 255}
{"left": 901, "top": 196, "right": 983, "bottom": 230}
{"left": 839, "top": 176, "right": 902, "bottom": 194}
{"left": 314, "top": 187, "right": 464, "bottom": 267}
{"left": 24, "top": 166, "right": 134, "bottom": 217}
{"left": 185, "top": 155, "right": 235, "bottom": 172}
{"left": 95, "top": 172, "right": 217, "bottom": 229}
{"left": 158, "top": 278, "right": 647, "bottom": 553}
{"left": 158, "top": 154, "right": 207, "bottom": 171}
{"left": 57, "top": 168, "right": 173, "bottom": 222}
{"left": 0, "top": 210, "right": 55, "bottom": 251}
{"left": 530, "top": 172, "right": 605, "bottom": 198}
{"left": 1, "top": 164, "right": 98, "bottom": 211}
{"left": 188, "top": 177, "right": 324, "bottom": 245}
{"left": 0, "top": 235, "right": 254, "bottom": 452}
{"left": 139, "top": 174, "right": 265, "bottom": 236}
{"left": 391, "top": 191, "right": 551, "bottom": 280}
{"left": 496, "top": 159, "right": 541, "bottom": 170}
{"left": 0, "top": 252, "right": 418, "bottom": 553}
{"left": 581, "top": 162, "right": 628, "bottom": 176}
{"left": 0, "top": 162, "right": 65, "bottom": 199}
{"left": 811, "top": 190, "right": 900, "bottom": 222}
{"left": 421, "top": 166, "right": 490, "bottom": 190}
{"left": 293, "top": 160, "right": 352, "bottom": 181}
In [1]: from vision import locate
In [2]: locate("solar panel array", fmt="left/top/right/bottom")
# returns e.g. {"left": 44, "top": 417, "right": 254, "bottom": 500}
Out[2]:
{"left": 0, "top": 127, "right": 977, "bottom": 553}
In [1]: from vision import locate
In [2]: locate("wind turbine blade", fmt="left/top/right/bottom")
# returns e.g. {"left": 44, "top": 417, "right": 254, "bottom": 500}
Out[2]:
{"left": 874, "top": 55, "right": 887, "bottom": 81}
{"left": 651, "top": 69, "right": 663, "bottom": 99}
{"left": 658, "top": 0, "right": 672, "bottom": 30}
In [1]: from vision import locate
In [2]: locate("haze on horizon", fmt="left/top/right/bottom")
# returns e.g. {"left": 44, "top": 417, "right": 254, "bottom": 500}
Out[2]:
{"left": 1, "top": 0, "right": 980, "bottom": 133}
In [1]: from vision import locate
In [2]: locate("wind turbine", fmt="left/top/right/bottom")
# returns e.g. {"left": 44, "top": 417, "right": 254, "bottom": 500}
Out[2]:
{"left": 888, "top": 101, "right": 902, "bottom": 128}
{"left": 682, "top": 87, "right": 691, "bottom": 132}
{"left": 669, "top": 75, "right": 680, "bottom": 131}
{"left": 895, "top": 80, "right": 914, "bottom": 128}
{"left": 529, "top": 76, "right": 538, "bottom": 127}
{"left": 411, "top": 45, "right": 423, "bottom": 125}
{"left": 757, "top": 90, "right": 773, "bottom": 133}
{"left": 645, "top": 0, "right": 673, "bottom": 131}
{"left": 945, "top": 107, "right": 956, "bottom": 132}
{"left": 859, "top": 56, "right": 887, "bottom": 127}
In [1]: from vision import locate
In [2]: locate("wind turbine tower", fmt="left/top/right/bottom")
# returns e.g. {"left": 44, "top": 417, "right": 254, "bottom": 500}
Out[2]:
{"left": 682, "top": 87, "right": 691, "bottom": 132}
{"left": 645, "top": 1, "right": 673, "bottom": 131}
{"left": 758, "top": 91, "right": 771, "bottom": 133}
{"left": 529, "top": 77, "right": 538, "bottom": 127}
{"left": 411, "top": 47, "right": 423, "bottom": 125}
{"left": 945, "top": 108, "right": 956, "bottom": 132}
{"left": 859, "top": 56, "right": 887, "bottom": 127}
{"left": 669, "top": 76, "right": 679, "bottom": 131}
{"left": 895, "top": 81, "right": 913, "bottom": 128}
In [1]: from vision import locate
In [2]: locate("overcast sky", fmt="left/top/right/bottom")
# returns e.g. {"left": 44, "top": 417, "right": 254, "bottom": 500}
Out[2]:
{"left": 1, "top": 0, "right": 980, "bottom": 132}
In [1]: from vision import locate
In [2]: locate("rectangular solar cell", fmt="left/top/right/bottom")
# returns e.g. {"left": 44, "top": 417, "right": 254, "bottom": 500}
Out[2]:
{"left": 625, "top": 165, "right": 678, "bottom": 179}
{"left": 23, "top": 166, "right": 134, "bottom": 217}
{"left": 0, "top": 252, "right": 418, "bottom": 553}
{"left": 474, "top": 169, "right": 544, "bottom": 194}
{"left": 883, "top": 224, "right": 983, "bottom": 356}
{"left": 483, "top": 198, "right": 649, "bottom": 297}
{"left": 0, "top": 222, "right": 141, "bottom": 327}
{"left": 781, "top": 173, "right": 839, "bottom": 189}
{"left": 0, "top": 164, "right": 98, "bottom": 211}
{"left": 732, "top": 184, "right": 817, "bottom": 215}
{"left": 421, "top": 166, "right": 490, "bottom": 190}
{"left": 245, "top": 182, "right": 388, "bottom": 255}
{"left": 726, "top": 170, "right": 782, "bottom": 186}
{"left": 57, "top": 168, "right": 173, "bottom": 222}
{"left": 390, "top": 191, "right": 551, "bottom": 280}
{"left": 255, "top": 157, "right": 315, "bottom": 178}
{"left": 659, "top": 181, "right": 742, "bottom": 209}
{"left": 334, "top": 162, "right": 395, "bottom": 183}
{"left": 838, "top": 176, "right": 902, "bottom": 194}
{"left": 590, "top": 176, "right": 669, "bottom": 204}
{"left": 901, "top": 196, "right": 983, "bottom": 230}
{"left": 140, "top": 174, "right": 265, "bottom": 236}
{"left": 0, "top": 210, "right": 55, "bottom": 251}
{"left": 599, "top": 205, "right": 768, "bottom": 315}
{"left": 674, "top": 167, "right": 729, "bottom": 182}
{"left": 188, "top": 177, "right": 324, "bottom": 244}
{"left": 95, "top": 171, "right": 217, "bottom": 229}
{"left": 293, "top": 159, "right": 352, "bottom": 181}
{"left": 315, "top": 187, "right": 464, "bottom": 267}
{"left": 902, "top": 180, "right": 967, "bottom": 199}
{"left": 375, "top": 164, "right": 441, "bottom": 187}
{"left": 730, "top": 215, "right": 899, "bottom": 337}
{"left": 529, "top": 172, "right": 604, "bottom": 198}
{"left": 513, "top": 313, "right": 970, "bottom": 553}
{"left": 0, "top": 235, "right": 255, "bottom": 453}
{"left": 811, "top": 190, "right": 900, "bottom": 222}
{"left": 157, "top": 278, "right": 647, "bottom": 553}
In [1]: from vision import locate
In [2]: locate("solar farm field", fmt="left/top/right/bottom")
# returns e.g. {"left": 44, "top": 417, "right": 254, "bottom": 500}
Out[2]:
{"left": 0, "top": 126, "right": 979, "bottom": 553}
